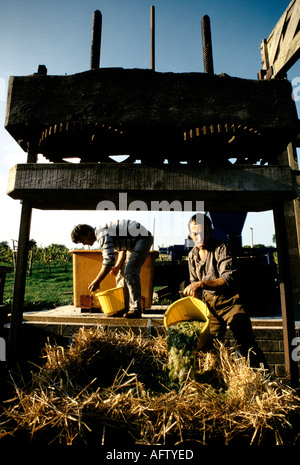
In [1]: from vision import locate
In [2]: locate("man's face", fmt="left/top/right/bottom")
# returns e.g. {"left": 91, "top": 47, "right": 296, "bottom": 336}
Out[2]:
{"left": 189, "top": 221, "right": 211, "bottom": 249}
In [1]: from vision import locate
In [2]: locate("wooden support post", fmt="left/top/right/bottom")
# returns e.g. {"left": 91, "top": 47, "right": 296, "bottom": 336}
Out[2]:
{"left": 7, "top": 150, "right": 36, "bottom": 369}
{"left": 273, "top": 204, "right": 299, "bottom": 387}
{"left": 277, "top": 143, "right": 300, "bottom": 316}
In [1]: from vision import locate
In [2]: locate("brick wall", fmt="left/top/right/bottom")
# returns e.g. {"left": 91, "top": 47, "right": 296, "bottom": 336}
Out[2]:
{"left": 225, "top": 322, "right": 300, "bottom": 380}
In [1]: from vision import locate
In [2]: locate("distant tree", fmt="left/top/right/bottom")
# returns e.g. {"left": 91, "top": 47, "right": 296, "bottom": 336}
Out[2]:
{"left": 37, "top": 244, "right": 71, "bottom": 272}
{"left": 53, "top": 244, "right": 71, "bottom": 269}
{"left": 36, "top": 245, "right": 54, "bottom": 272}
{"left": 0, "top": 241, "right": 13, "bottom": 265}
{"left": 0, "top": 241, "right": 71, "bottom": 272}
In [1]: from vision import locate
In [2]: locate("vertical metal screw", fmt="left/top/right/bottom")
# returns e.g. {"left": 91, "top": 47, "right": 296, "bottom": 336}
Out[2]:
{"left": 201, "top": 15, "right": 214, "bottom": 74}
{"left": 90, "top": 10, "right": 102, "bottom": 70}
{"left": 151, "top": 5, "right": 155, "bottom": 71}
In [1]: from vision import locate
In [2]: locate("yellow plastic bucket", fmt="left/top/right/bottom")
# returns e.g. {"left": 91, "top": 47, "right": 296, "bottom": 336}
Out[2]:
{"left": 94, "top": 286, "right": 125, "bottom": 314}
{"left": 164, "top": 296, "right": 210, "bottom": 348}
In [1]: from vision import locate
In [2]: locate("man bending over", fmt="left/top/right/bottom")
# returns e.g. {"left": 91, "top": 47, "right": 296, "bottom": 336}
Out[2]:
{"left": 71, "top": 219, "right": 153, "bottom": 318}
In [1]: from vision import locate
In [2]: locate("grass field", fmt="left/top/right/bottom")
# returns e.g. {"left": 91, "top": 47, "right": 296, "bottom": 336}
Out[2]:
{"left": 3, "top": 262, "right": 74, "bottom": 310}
{"left": 2, "top": 261, "right": 171, "bottom": 311}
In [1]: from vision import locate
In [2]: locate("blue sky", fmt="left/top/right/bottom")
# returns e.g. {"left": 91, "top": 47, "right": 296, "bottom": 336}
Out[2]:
{"left": 0, "top": 0, "right": 299, "bottom": 249}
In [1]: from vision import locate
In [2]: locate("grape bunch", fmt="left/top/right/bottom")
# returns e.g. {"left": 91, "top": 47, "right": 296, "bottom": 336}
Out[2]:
{"left": 166, "top": 321, "right": 206, "bottom": 384}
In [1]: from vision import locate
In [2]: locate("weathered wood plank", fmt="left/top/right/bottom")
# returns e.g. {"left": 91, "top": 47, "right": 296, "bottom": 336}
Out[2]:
{"left": 260, "top": 0, "right": 300, "bottom": 78}
{"left": 273, "top": 204, "right": 300, "bottom": 386}
{"left": 5, "top": 68, "right": 299, "bottom": 162}
{"left": 6, "top": 163, "right": 298, "bottom": 212}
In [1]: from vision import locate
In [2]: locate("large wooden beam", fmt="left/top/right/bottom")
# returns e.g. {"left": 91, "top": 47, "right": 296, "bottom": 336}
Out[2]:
{"left": 260, "top": 0, "right": 300, "bottom": 79}
{"left": 5, "top": 69, "right": 299, "bottom": 163}
{"left": 6, "top": 163, "right": 298, "bottom": 212}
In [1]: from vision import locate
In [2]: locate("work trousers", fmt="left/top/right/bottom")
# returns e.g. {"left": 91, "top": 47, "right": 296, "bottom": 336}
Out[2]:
{"left": 116, "top": 235, "right": 153, "bottom": 311}
{"left": 203, "top": 292, "right": 269, "bottom": 369}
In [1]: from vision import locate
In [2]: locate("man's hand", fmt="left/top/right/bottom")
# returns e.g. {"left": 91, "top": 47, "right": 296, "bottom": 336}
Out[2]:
{"left": 88, "top": 279, "right": 101, "bottom": 293}
{"left": 184, "top": 277, "right": 226, "bottom": 298}
{"left": 88, "top": 265, "right": 112, "bottom": 293}
{"left": 183, "top": 281, "right": 204, "bottom": 298}
{"left": 109, "top": 265, "right": 120, "bottom": 276}
{"left": 110, "top": 251, "right": 126, "bottom": 276}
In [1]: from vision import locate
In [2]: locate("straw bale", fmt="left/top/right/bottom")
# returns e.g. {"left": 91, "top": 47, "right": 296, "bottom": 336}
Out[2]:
{"left": 0, "top": 327, "right": 299, "bottom": 446}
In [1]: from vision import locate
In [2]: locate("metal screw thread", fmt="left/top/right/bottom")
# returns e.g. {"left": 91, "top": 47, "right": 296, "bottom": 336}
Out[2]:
{"left": 201, "top": 15, "right": 214, "bottom": 74}
{"left": 90, "top": 10, "right": 102, "bottom": 70}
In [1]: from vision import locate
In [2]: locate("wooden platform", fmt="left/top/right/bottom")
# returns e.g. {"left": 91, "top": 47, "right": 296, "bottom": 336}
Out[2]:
{"left": 11, "top": 305, "right": 297, "bottom": 340}
{"left": 19, "top": 305, "right": 166, "bottom": 338}
{"left": 21, "top": 305, "right": 292, "bottom": 325}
